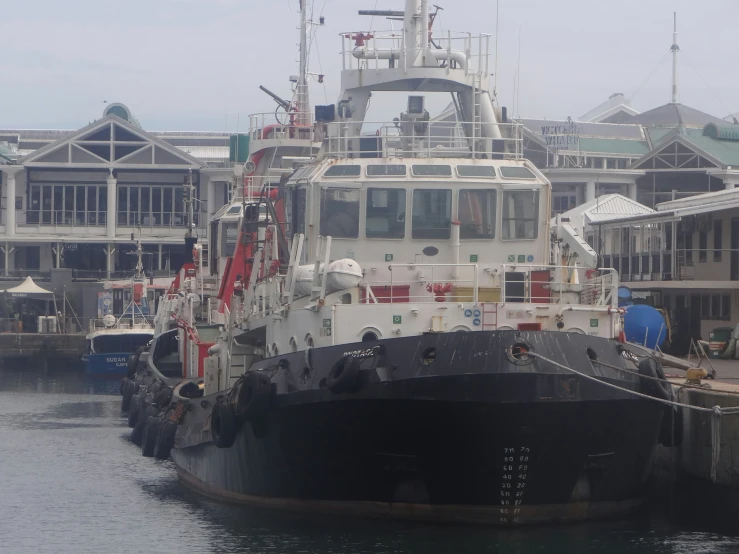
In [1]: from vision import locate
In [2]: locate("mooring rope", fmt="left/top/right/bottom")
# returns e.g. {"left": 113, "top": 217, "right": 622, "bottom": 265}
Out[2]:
{"left": 524, "top": 350, "right": 739, "bottom": 484}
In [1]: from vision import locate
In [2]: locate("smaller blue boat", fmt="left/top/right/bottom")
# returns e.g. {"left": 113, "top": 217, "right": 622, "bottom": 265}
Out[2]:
{"left": 84, "top": 242, "right": 155, "bottom": 376}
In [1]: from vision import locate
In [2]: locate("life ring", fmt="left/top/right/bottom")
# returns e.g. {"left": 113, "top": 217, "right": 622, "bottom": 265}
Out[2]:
{"left": 326, "top": 355, "right": 363, "bottom": 394}
{"left": 211, "top": 402, "right": 238, "bottom": 448}
{"left": 154, "top": 420, "right": 177, "bottom": 459}
{"left": 141, "top": 415, "right": 161, "bottom": 457}
{"left": 236, "top": 371, "right": 272, "bottom": 419}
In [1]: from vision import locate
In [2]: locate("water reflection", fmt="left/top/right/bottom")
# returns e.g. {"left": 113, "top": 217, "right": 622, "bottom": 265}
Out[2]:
{"left": 1, "top": 368, "right": 739, "bottom": 554}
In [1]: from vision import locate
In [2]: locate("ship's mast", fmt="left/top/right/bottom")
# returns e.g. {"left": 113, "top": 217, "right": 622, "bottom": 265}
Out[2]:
{"left": 296, "top": 0, "right": 310, "bottom": 125}
{"left": 670, "top": 12, "right": 679, "bottom": 104}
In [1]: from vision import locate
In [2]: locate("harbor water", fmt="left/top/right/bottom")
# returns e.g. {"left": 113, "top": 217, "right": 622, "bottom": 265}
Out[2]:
{"left": 2, "top": 366, "right": 739, "bottom": 554}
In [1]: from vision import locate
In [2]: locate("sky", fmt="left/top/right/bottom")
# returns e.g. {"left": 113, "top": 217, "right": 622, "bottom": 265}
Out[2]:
{"left": 1, "top": 0, "right": 738, "bottom": 131}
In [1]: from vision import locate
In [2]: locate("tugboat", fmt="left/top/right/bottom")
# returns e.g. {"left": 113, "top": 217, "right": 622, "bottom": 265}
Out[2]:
{"left": 118, "top": 0, "right": 321, "bottom": 455}
{"left": 131, "top": 0, "right": 676, "bottom": 525}
{"left": 85, "top": 241, "right": 154, "bottom": 376}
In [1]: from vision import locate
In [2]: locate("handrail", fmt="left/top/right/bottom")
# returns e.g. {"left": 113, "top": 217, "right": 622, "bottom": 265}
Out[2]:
{"left": 324, "top": 120, "right": 523, "bottom": 160}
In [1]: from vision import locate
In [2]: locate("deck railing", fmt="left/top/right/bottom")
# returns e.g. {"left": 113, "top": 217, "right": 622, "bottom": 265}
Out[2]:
{"left": 324, "top": 120, "right": 523, "bottom": 160}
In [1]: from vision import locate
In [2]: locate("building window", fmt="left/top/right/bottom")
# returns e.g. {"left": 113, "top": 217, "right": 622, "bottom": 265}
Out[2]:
{"left": 320, "top": 188, "right": 360, "bottom": 238}
{"left": 699, "top": 230, "right": 707, "bottom": 263}
{"left": 722, "top": 294, "right": 731, "bottom": 320}
{"left": 714, "top": 220, "right": 723, "bottom": 262}
{"left": 502, "top": 190, "right": 539, "bottom": 240}
{"left": 412, "top": 189, "right": 452, "bottom": 239}
{"left": 701, "top": 293, "right": 732, "bottom": 321}
{"left": 459, "top": 189, "right": 496, "bottom": 239}
{"left": 365, "top": 188, "right": 405, "bottom": 239}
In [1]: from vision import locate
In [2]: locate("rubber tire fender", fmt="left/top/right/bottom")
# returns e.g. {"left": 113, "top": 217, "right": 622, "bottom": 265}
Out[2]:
{"left": 154, "top": 420, "right": 177, "bottom": 460}
{"left": 127, "top": 395, "right": 141, "bottom": 428}
{"left": 155, "top": 387, "right": 173, "bottom": 409}
{"left": 141, "top": 416, "right": 161, "bottom": 457}
{"left": 132, "top": 405, "right": 159, "bottom": 446}
{"left": 637, "top": 358, "right": 672, "bottom": 401}
{"left": 326, "top": 355, "right": 362, "bottom": 394}
{"left": 236, "top": 371, "right": 272, "bottom": 419}
{"left": 211, "top": 402, "right": 238, "bottom": 448}
{"left": 120, "top": 379, "right": 134, "bottom": 412}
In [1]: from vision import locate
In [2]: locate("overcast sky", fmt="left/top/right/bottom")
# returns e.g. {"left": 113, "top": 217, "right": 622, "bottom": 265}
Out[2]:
{"left": 2, "top": 0, "right": 738, "bottom": 131}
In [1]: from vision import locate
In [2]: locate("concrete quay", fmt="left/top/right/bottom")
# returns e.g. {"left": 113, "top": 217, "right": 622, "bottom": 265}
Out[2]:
{"left": 0, "top": 333, "right": 85, "bottom": 370}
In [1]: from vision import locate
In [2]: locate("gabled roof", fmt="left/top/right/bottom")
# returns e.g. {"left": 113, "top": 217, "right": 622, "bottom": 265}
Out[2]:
{"left": 618, "top": 103, "right": 727, "bottom": 128}
{"left": 579, "top": 93, "right": 640, "bottom": 123}
{"left": 634, "top": 126, "right": 739, "bottom": 170}
{"left": 20, "top": 115, "right": 204, "bottom": 169}
{"left": 554, "top": 194, "right": 653, "bottom": 235}
{"left": 561, "top": 193, "right": 653, "bottom": 224}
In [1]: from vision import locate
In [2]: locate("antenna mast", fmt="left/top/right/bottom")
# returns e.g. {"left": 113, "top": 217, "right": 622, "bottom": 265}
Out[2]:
{"left": 670, "top": 12, "right": 679, "bottom": 104}
{"left": 297, "top": 0, "right": 310, "bottom": 125}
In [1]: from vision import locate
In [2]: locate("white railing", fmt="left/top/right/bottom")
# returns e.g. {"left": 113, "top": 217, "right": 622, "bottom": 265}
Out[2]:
{"left": 500, "top": 265, "right": 619, "bottom": 306}
{"left": 325, "top": 120, "right": 523, "bottom": 160}
{"left": 363, "top": 263, "right": 479, "bottom": 304}
{"left": 248, "top": 112, "right": 317, "bottom": 144}
{"left": 340, "top": 30, "right": 491, "bottom": 76}
{"left": 88, "top": 318, "right": 153, "bottom": 333}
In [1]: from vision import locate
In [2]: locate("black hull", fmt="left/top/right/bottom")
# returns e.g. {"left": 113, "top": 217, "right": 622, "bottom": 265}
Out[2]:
{"left": 170, "top": 331, "right": 666, "bottom": 526}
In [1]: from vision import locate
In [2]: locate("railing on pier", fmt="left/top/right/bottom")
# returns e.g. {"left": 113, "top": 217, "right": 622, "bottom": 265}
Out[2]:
{"left": 324, "top": 120, "right": 523, "bottom": 160}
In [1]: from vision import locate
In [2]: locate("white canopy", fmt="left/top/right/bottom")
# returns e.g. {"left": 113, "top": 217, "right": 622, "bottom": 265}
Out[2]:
{"left": 5, "top": 276, "right": 55, "bottom": 298}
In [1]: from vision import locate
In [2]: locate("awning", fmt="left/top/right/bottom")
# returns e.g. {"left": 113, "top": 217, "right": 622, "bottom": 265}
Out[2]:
{"left": 4, "top": 276, "right": 55, "bottom": 299}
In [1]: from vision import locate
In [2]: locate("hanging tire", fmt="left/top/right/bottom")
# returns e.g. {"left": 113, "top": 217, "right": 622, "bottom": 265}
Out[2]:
{"left": 120, "top": 378, "right": 127, "bottom": 396}
{"left": 132, "top": 405, "right": 158, "bottom": 446}
{"left": 236, "top": 371, "right": 272, "bottom": 419}
{"left": 127, "top": 395, "right": 141, "bottom": 428}
{"left": 211, "top": 402, "right": 238, "bottom": 448}
{"left": 121, "top": 379, "right": 134, "bottom": 412}
{"left": 154, "top": 420, "right": 177, "bottom": 460}
{"left": 141, "top": 416, "right": 161, "bottom": 457}
{"left": 326, "top": 355, "right": 363, "bottom": 394}
{"left": 637, "top": 358, "right": 672, "bottom": 401}
{"left": 154, "top": 387, "right": 173, "bottom": 409}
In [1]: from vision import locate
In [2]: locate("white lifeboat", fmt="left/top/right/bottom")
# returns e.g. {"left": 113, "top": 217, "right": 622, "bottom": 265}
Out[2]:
{"left": 293, "top": 259, "right": 362, "bottom": 298}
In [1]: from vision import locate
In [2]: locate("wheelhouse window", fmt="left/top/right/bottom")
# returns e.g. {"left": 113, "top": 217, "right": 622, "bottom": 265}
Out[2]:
{"left": 320, "top": 188, "right": 359, "bottom": 238}
{"left": 324, "top": 165, "right": 361, "bottom": 177}
{"left": 411, "top": 165, "right": 452, "bottom": 177}
{"left": 294, "top": 188, "right": 307, "bottom": 235}
{"left": 366, "top": 188, "right": 406, "bottom": 239}
{"left": 367, "top": 165, "right": 407, "bottom": 177}
{"left": 459, "top": 190, "right": 496, "bottom": 239}
{"left": 457, "top": 165, "right": 496, "bottom": 178}
{"left": 500, "top": 166, "right": 536, "bottom": 179}
{"left": 502, "top": 190, "right": 539, "bottom": 240}
{"left": 220, "top": 221, "right": 239, "bottom": 257}
{"left": 412, "top": 189, "right": 451, "bottom": 239}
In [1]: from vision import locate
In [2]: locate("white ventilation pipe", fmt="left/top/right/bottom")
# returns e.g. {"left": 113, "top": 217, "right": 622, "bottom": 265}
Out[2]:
{"left": 352, "top": 47, "right": 468, "bottom": 70}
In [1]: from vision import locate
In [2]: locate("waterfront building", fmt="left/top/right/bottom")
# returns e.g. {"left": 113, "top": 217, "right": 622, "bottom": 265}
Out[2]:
{"left": 0, "top": 103, "right": 237, "bottom": 279}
